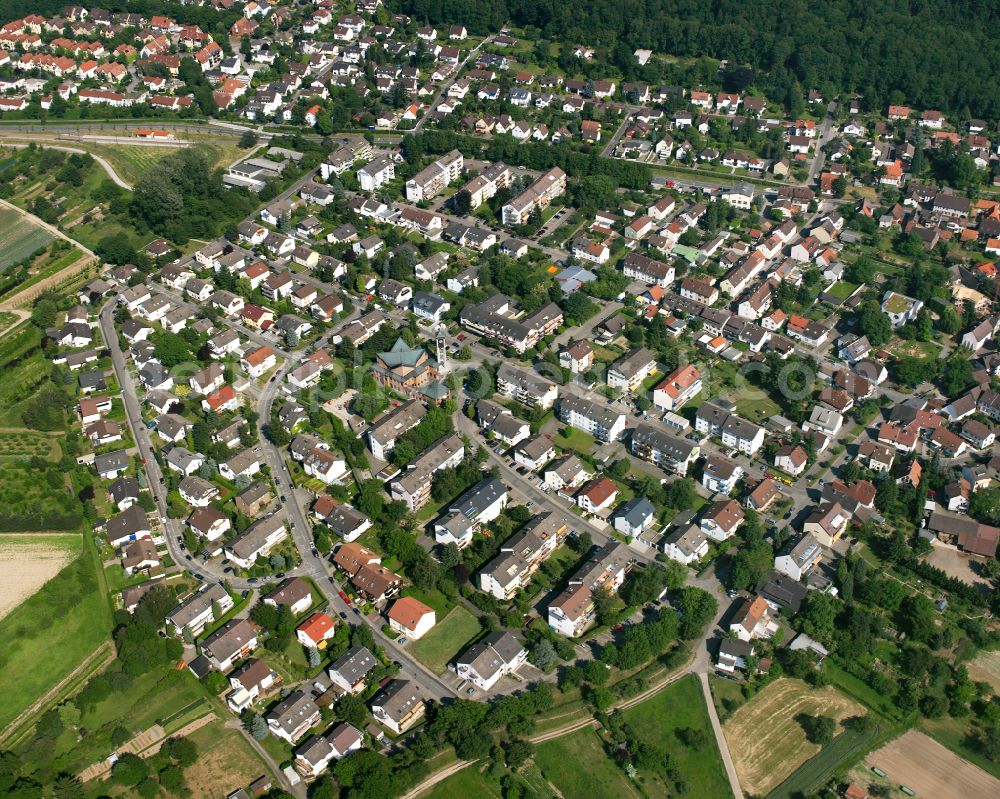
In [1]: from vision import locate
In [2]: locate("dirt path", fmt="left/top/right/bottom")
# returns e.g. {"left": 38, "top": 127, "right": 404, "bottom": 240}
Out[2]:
{"left": 399, "top": 758, "right": 475, "bottom": 799}
{"left": 699, "top": 671, "right": 745, "bottom": 799}
{"left": 0, "top": 642, "right": 114, "bottom": 747}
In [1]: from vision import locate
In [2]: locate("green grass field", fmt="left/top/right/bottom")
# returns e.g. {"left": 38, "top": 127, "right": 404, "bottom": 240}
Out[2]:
{"left": 555, "top": 425, "right": 597, "bottom": 455}
{"left": 0, "top": 207, "right": 53, "bottom": 272}
{"left": 734, "top": 394, "right": 782, "bottom": 424}
{"left": 423, "top": 765, "right": 503, "bottom": 799}
{"left": 534, "top": 727, "right": 639, "bottom": 798}
{"left": 622, "top": 674, "right": 734, "bottom": 798}
{"left": 0, "top": 535, "right": 107, "bottom": 731}
{"left": 709, "top": 674, "right": 747, "bottom": 722}
{"left": 409, "top": 605, "right": 482, "bottom": 674}
{"left": 887, "top": 339, "right": 941, "bottom": 362}
{"left": 826, "top": 281, "right": 860, "bottom": 301}
{"left": 824, "top": 660, "right": 903, "bottom": 720}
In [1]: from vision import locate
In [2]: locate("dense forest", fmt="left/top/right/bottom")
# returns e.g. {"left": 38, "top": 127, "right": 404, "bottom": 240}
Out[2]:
{"left": 399, "top": 0, "right": 1000, "bottom": 120}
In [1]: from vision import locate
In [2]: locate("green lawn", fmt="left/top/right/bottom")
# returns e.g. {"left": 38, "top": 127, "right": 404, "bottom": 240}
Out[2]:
{"left": 534, "top": 727, "right": 638, "bottom": 798}
{"left": 0, "top": 535, "right": 108, "bottom": 732}
{"left": 591, "top": 343, "right": 625, "bottom": 363}
{"left": 826, "top": 280, "right": 859, "bottom": 301}
{"left": 555, "top": 425, "right": 596, "bottom": 455}
{"left": 423, "top": 764, "right": 503, "bottom": 799}
{"left": 621, "top": 674, "right": 734, "bottom": 798}
{"left": 887, "top": 339, "right": 941, "bottom": 362}
{"left": 709, "top": 674, "right": 747, "bottom": 722}
{"left": 734, "top": 395, "right": 781, "bottom": 425}
{"left": 409, "top": 605, "right": 482, "bottom": 674}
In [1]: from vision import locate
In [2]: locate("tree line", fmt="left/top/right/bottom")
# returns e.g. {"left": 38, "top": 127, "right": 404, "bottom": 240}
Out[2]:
{"left": 401, "top": 0, "right": 1000, "bottom": 120}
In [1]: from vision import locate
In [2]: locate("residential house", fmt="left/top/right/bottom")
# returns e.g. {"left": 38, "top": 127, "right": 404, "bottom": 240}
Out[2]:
{"left": 387, "top": 597, "right": 436, "bottom": 640}
{"left": 370, "top": 680, "right": 425, "bottom": 735}
{"left": 453, "top": 631, "right": 527, "bottom": 691}
{"left": 202, "top": 618, "right": 259, "bottom": 671}
{"left": 266, "top": 691, "right": 321, "bottom": 744}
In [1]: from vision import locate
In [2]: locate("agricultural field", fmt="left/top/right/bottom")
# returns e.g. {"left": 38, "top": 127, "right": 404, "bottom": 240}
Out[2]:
{"left": 0, "top": 429, "right": 60, "bottom": 460}
{"left": 534, "top": 727, "right": 640, "bottom": 799}
{"left": 968, "top": 649, "right": 1000, "bottom": 693}
{"left": 920, "top": 713, "right": 1000, "bottom": 782}
{"left": 0, "top": 207, "right": 54, "bottom": 272}
{"left": 622, "top": 674, "right": 733, "bottom": 798}
{"left": 0, "top": 535, "right": 107, "bottom": 732}
{"left": 722, "top": 678, "right": 865, "bottom": 796}
{"left": 0, "top": 533, "right": 79, "bottom": 619}
{"left": 410, "top": 605, "right": 482, "bottom": 674}
{"left": 867, "top": 730, "right": 1000, "bottom": 798}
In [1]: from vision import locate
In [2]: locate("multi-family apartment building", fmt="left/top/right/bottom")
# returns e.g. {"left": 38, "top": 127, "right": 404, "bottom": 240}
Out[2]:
{"left": 606, "top": 347, "right": 657, "bottom": 392}
{"left": 388, "top": 434, "right": 465, "bottom": 510}
{"left": 629, "top": 423, "right": 699, "bottom": 475}
{"left": 622, "top": 252, "right": 675, "bottom": 287}
{"left": 695, "top": 400, "right": 766, "bottom": 456}
{"left": 166, "top": 583, "right": 234, "bottom": 637}
{"left": 479, "top": 513, "right": 570, "bottom": 599}
{"left": 548, "top": 542, "right": 634, "bottom": 637}
{"left": 557, "top": 394, "right": 626, "bottom": 442}
{"left": 365, "top": 399, "right": 426, "bottom": 461}
{"left": 495, "top": 363, "right": 559, "bottom": 409}
{"left": 501, "top": 167, "right": 567, "bottom": 226}
{"left": 460, "top": 294, "right": 563, "bottom": 354}
{"left": 405, "top": 149, "right": 463, "bottom": 201}
{"left": 434, "top": 478, "right": 508, "bottom": 548}
{"left": 652, "top": 364, "right": 702, "bottom": 411}
{"left": 461, "top": 162, "right": 511, "bottom": 209}
{"left": 224, "top": 514, "right": 287, "bottom": 568}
